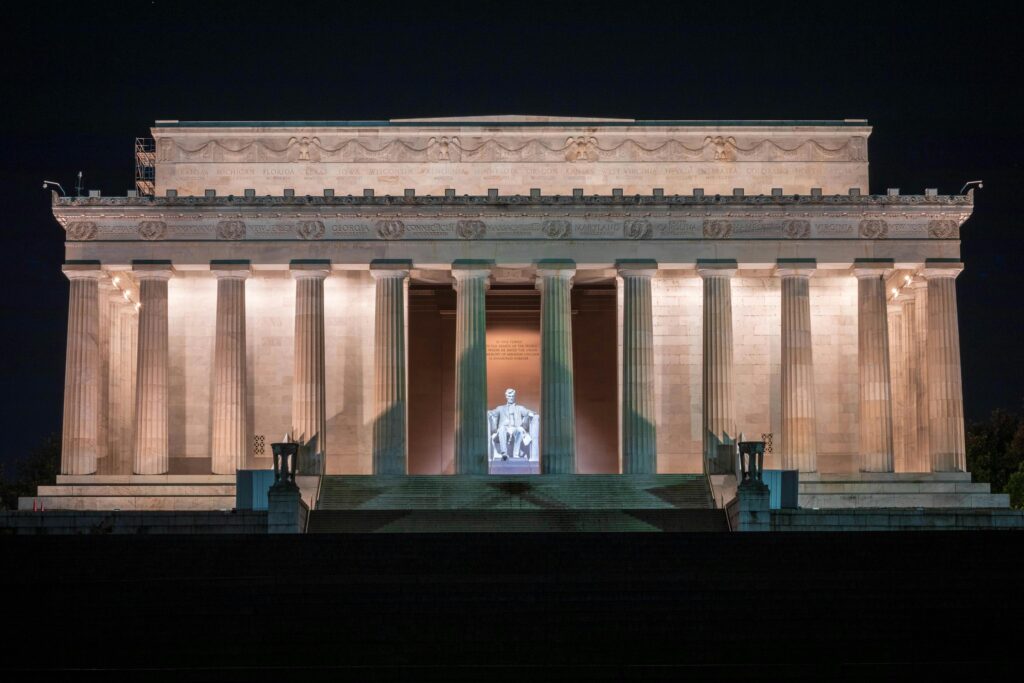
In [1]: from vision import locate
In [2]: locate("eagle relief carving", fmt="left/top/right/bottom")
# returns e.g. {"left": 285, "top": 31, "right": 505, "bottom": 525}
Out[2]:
{"left": 704, "top": 135, "right": 737, "bottom": 161}
{"left": 564, "top": 136, "right": 599, "bottom": 162}
{"left": 427, "top": 136, "right": 461, "bottom": 161}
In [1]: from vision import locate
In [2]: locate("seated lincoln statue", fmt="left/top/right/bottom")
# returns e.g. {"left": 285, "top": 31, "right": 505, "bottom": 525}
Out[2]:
{"left": 487, "top": 388, "right": 539, "bottom": 461}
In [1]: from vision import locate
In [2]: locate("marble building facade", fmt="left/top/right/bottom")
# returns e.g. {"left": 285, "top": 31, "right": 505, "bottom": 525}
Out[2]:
{"left": 52, "top": 116, "right": 972, "bottom": 481}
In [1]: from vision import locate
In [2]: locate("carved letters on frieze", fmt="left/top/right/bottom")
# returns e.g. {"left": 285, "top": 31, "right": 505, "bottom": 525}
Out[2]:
{"left": 157, "top": 135, "right": 870, "bottom": 164}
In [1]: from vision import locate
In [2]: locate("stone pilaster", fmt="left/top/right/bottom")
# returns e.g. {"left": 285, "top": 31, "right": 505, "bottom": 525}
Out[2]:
{"left": 908, "top": 279, "right": 930, "bottom": 470}
{"left": 777, "top": 261, "right": 817, "bottom": 472}
{"left": 618, "top": 260, "right": 657, "bottom": 474}
{"left": 536, "top": 260, "right": 576, "bottom": 474}
{"left": 210, "top": 263, "right": 250, "bottom": 474}
{"left": 452, "top": 261, "right": 491, "bottom": 475}
{"left": 924, "top": 261, "right": 966, "bottom": 472}
{"left": 60, "top": 264, "right": 102, "bottom": 475}
{"left": 291, "top": 262, "right": 329, "bottom": 474}
{"left": 371, "top": 260, "right": 410, "bottom": 475}
{"left": 698, "top": 262, "right": 737, "bottom": 474}
{"left": 133, "top": 264, "right": 173, "bottom": 475}
{"left": 854, "top": 263, "right": 895, "bottom": 472}
{"left": 888, "top": 302, "right": 908, "bottom": 472}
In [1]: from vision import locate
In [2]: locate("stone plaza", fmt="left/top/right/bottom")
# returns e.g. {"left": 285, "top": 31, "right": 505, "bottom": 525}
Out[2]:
{"left": 28, "top": 115, "right": 1014, "bottom": 524}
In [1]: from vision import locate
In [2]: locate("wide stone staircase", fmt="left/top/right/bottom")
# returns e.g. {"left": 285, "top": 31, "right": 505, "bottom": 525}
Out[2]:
{"left": 19, "top": 475, "right": 237, "bottom": 511}
{"left": 308, "top": 474, "right": 726, "bottom": 532}
{"left": 798, "top": 472, "right": 1009, "bottom": 509}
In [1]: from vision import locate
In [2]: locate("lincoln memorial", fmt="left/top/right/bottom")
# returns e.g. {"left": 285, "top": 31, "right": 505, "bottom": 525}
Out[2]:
{"left": 38, "top": 115, "right": 1003, "bottom": 517}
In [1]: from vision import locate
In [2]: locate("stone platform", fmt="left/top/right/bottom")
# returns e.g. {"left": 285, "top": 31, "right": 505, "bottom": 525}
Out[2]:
{"left": 309, "top": 474, "right": 724, "bottom": 532}
{"left": 20, "top": 474, "right": 237, "bottom": 511}
{"left": 798, "top": 472, "right": 1009, "bottom": 509}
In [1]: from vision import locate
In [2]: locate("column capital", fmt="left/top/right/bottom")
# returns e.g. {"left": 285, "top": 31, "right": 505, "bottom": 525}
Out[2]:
{"left": 775, "top": 258, "right": 816, "bottom": 279}
{"left": 922, "top": 259, "right": 964, "bottom": 280}
{"left": 616, "top": 259, "right": 658, "bottom": 278}
{"left": 535, "top": 258, "right": 576, "bottom": 279}
{"left": 62, "top": 261, "right": 103, "bottom": 280}
{"left": 132, "top": 261, "right": 174, "bottom": 281}
{"left": 696, "top": 259, "right": 737, "bottom": 279}
{"left": 290, "top": 259, "right": 330, "bottom": 280}
{"left": 906, "top": 277, "right": 928, "bottom": 292}
{"left": 852, "top": 258, "right": 894, "bottom": 280}
{"left": 370, "top": 259, "right": 412, "bottom": 280}
{"left": 211, "top": 260, "right": 251, "bottom": 279}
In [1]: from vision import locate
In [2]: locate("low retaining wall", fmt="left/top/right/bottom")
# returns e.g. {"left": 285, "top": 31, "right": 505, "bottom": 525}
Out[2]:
{"left": 0, "top": 510, "right": 267, "bottom": 534}
{"left": 770, "top": 508, "right": 1024, "bottom": 531}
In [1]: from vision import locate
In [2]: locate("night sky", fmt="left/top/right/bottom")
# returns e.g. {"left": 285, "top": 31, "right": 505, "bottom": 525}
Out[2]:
{"left": 2, "top": 2, "right": 1022, "bottom": 462}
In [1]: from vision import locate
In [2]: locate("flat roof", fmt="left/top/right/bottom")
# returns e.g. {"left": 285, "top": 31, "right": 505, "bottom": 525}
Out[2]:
{"left": 154, "top": 118, "right": 869, "bottom": 128}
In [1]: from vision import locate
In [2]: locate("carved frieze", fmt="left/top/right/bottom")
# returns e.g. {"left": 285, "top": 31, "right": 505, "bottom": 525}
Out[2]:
{"left": 927, "top": 219, "right": 959, "bottom": 238}
{"left": 859, "top": 219, "right": 889, "bottom": 239}
{"left": 542, "top": 220, "right": 571, "bottom": 238}
{"left": 296, "top": 220, "right": 325, "bottom": 240}
{"left": 783, "top": 219, "right": 811, "bottom": 239}
{"left": 456, "top": 219, "right": 486, "bottom": 239}
{"left": 703, "top": 219, "right": 733, "bottom": 238}
{"left": 375, "top": 219, "right": 405, "bottom": 240}
{"left": 624, "top": 219, "right": 652, "bottom": 239}
{"left": 138, "top": 221, "right": 167, "bottom": 240}
{"left": 66, "top": 221, "right": 97, "bottom": 241}
{"left": 216, "top": 220, "right": 247, "bottom": 240}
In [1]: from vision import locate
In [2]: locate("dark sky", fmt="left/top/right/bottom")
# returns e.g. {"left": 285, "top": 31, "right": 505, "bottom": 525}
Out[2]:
{"left": 2, "top": 1, "right": 1022, "bottom": 461}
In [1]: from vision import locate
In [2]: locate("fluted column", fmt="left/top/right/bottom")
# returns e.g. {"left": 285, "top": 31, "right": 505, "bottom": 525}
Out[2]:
{"left": 924, "top": 262, "right": 966, "bottom": 472}
{"left": 133, "top": 265, "right": 173, "bottom": 475}
{"left": 371, "top": 261, "right": 410, "bottom": 474}
{"left": 210, "top": 264, "right": 250, "bottom": 474}
{"left": 61, "top": 264, "right": 102, "bottom": 475}
{"left": 96, "top": 280, "right": 113, "bottom": 467}
{"left": 854, "top": 264, "right": 894, "bottom": 472}
{"left": 908, "top": 279, "right": 930, "bottom": 469}
{"left": 99, "top": 286, "right": 127, "bottom": 474}
{"left": 888, "top": 303, "right": 907, "bottom": 471}
{"left": 698, "top": 262, "right": 736, "bottom": 474}
{"left": 113, "top": 299, "right": 138, "bottom": 474}
{"left": 777, "top": 262, "right": 817, "bottom": 472}
{"left": 900, "top": 284, "right": 926, "bottom": 471}
{"left": 291, "top": 263, "right": 329, "bottom": 475}
{"left": 452, "top": 262, "right": 491, "bottom": 474}
{"left": 536, "top": 260, "right": 576, "bottom": 474}
{"left": 618, "top": 260, "right": 657, "bottom": 474}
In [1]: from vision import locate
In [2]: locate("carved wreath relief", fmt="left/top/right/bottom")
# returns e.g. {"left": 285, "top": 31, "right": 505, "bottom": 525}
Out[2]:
{"left": 859, "top": 219, "right": 888, "bottom": 239}
{"left": 216, "top": 220, "right": 246, "bottom": 240}
{"left": 783, "top": 219, "right": 811, "bottom": 239}
{"left": 927, "top": 219, "right": 958, "bottom": 238}
{"left": 703, "top": 219, "right": 733, "bottom": 238}
{"left": 374, "top": 219, "right": 405, "bottom": 240}
{"left": 138, "top": 221, "right": 167, "bottom": 240}
{"left": 66, "top": 221, "right": 97, "bottom": 241}
{"left": 624, "top": 219, "right": 652, "bottom": 239}
{"left": 296, "top": 220, "right": 325, "bottom": 240}
{"left": 456, "top": 219, "right": 487, "bottom": 240}
{"left": 542, "top": 220, "right": 571, "bottom": 239}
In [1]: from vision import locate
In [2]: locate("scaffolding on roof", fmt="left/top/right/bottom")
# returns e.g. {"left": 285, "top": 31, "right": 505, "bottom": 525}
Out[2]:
{"left": 134, "top": 137, "right": 155, "bottom": 196}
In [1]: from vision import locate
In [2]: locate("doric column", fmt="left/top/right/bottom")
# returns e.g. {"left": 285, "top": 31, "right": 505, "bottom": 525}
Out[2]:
{"left": 371, "top": 260, "right": 410, "bottom": 475}
{"left": 133, "top": 263, "right": 173, "bottom": 475}
{"left": 111, "top": 296, "right": 138, "bottom": 474}
{"left": 777, "top": 261, "right": 817, "bottom": 472}
{"left": 61, "top": 264, "right": 102, "bottom": 475}
{"left": 854, "top": 262, "right": 895, "bottom": 472}
{"left": 908, "top": 278, "right": 930, "bottom": 469}
{"left": 291, "top": 261, "right": 329, "bottom": 474}
{"left": 924, "top": 261, "right": 966, "bottom": 472}
{"left": 210, "top": 263, "right": 250, "bottom": 474}
{"left": 888, "top": 302, "right": 908, "bottom": 472}
{"left": 96, "top": 279, "right": 113, "bottom": 467}
{"left": 900, "top": 284, "right": 926, "bottom": 471}
{"left": 536, "top": 260, "right": 576, "bottom": 474}
{"left": 452, "top": 261, "right": 491, "bottom": 475}
{"left": 100, "top": 286, "right": 126, "bottom": 474}
{"left": 698, "top": 261, "right": 737, "bottom": 474}
{"left": 618, "top": 260, "right": 657, "bottom": 474}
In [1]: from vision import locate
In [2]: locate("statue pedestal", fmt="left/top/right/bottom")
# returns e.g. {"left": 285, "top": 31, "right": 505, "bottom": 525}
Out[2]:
{"left": 737, "top": 480, "right": 771, "bottom": 532}
{"left": 488, "top": 459, "right": 540, "bottom": 475}
{"left": 268, "top": 484, "right": 308, "bottom": 533}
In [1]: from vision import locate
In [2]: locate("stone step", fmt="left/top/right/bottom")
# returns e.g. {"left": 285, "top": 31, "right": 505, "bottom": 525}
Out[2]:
{"left": 18, "top": 495, "right": 237, "bottom": 511}
{"left": 37, "top": 484, "right": 237, "bottom": 497}
{"left": 800, "top": 472, "right": 972, "bottom": 483}
{"left": 56, "top": 474, "right": 236, "bottom": 485}
{"left": 799, "top": 492, "right": 1010, "bottom": 509}
{"left": 799, "top": 482, "right": 994, "bottom": 494}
